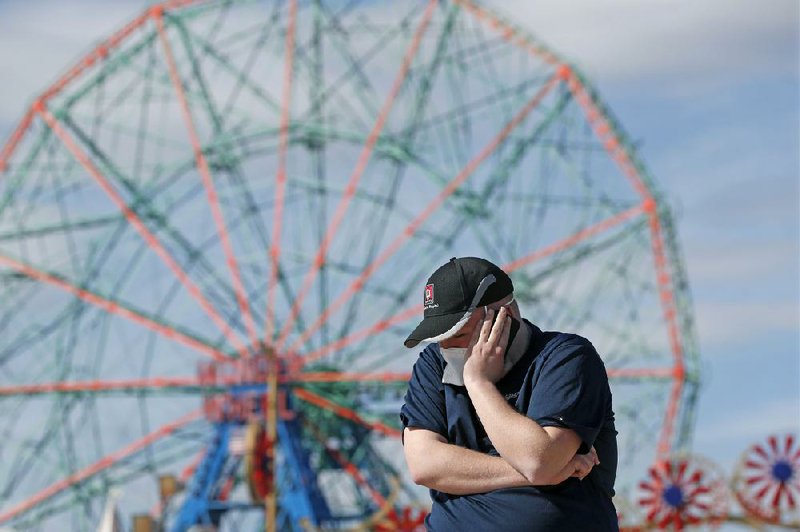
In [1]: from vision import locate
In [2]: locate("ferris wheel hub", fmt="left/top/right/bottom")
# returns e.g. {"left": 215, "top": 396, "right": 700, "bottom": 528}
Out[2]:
{"left": 662, "top": 485, "right": 684, "bottom": 508}
{"left": 198, "top": 350, "right": 283, "bottom": 423}
{"left": 772, "top": 460, "right": 793, "bottom": 483}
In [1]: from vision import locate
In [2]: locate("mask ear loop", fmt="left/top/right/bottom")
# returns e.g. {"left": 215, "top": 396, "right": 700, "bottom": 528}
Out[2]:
{"left": 484, "top": 297, "right": 515, "bottom": 322}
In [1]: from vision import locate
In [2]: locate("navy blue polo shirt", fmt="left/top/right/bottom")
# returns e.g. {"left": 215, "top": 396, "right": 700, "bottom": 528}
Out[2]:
{"left": 400, "top": 321, "right": 618, "bottom": 531}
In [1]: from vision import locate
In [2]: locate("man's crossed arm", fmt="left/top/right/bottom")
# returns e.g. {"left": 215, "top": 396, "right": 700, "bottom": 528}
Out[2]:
{"left": 403, "top": 427, "right": 595, "bottom": 495}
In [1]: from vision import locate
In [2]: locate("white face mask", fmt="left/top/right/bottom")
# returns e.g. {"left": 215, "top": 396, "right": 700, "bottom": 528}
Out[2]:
{"left": 439, "top": 313, "right": 530, "bottom": 387}
{"left": 440, "top": 347, "right": 469, "bottom": 386}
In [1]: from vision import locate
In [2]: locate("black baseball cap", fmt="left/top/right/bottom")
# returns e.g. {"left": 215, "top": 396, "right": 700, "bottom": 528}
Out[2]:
{"left": 404, "top": 257, "right": 513, "bottom": 348}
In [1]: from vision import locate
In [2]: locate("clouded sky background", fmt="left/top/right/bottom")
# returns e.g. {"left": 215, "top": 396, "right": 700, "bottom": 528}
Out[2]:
{"left": 0, "top": 0, "right": 798, "bottom": 527}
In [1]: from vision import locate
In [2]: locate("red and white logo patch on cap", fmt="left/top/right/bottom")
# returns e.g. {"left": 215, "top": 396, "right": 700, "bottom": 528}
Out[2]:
{"left": 424, "top": 284, "right": 434, "bottom": 306}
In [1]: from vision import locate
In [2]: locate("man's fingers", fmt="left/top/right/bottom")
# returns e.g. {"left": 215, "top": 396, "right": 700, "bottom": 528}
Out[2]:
{"left": 487, "top": 306, "right": 508, "bottom": 346}
{"left": 479, "top": 307, "right": 494, "bottom": 341}
{"left": 571, "top": 454, "right": 596, "bottom": 480}
{"left": 589, "top": 446, "right": 600, "bottom": 465}
{"left": 467, "top": 312, "right": 483, "bottom": 349}
{"left": 499, "top": 313, "right": 511, "bottom": 351}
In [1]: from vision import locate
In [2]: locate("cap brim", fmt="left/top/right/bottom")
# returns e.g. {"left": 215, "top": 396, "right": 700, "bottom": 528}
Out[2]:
{"left": 404, "top": 311, "right": 467, "bottom": 348}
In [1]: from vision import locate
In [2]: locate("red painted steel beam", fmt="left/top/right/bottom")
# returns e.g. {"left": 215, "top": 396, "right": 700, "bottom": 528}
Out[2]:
{"left": 154, "top": 9, "right": 260, "bottom": 352}
{"left": 288, "top": 71, "right": 562, "bottom": 354}
{"left": 644, "top": 202, "right": 686, "bottom": 457}
{"left": 0, "top": 371, "right": 410, "bottom": 398}
{"left": 453, "top": 0, "right": 560, "bottom": 67}
{"left": 292, "top": 388, "right": 401, "bottom": 438}
{"left": 563, "top": 71, "right": 650, "bottom": 201}
{"left": 0, "top": 109, "right": 35, "bottom": 173}
{"left": 607, "top": 367, "right": 676, "bottom": 380}
{"left": 295, "top": 305, "right": 421, "bottom": 371}
{"left": 0, "top": 372, "right": 409, "bottom": 397}
{"left": 503, "top": 203, "right": 646, "bottom": 273}
{"left": 0, "top": 409, "right": 202, "bottom": 525}
{"left": 264, "top": 0, "right": 297, "bottom": 344}
{"left": 276, "top": 0, "right": 438, "bottom": 350}
{"left": 0, "top": 377, "right": 202, "bottom": 396}
{"left": 34, "top": 103, "right": 245, "bottom": 357}
{"left": 0, "top": 254, "right": 227, "bottom": 361}
{"left": 288, "top": 372, "right": 410, "bottom": 384}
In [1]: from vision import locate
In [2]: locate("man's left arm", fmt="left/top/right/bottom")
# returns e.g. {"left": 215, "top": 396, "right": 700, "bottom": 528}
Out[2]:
{"left": 464, "top": 307, "right": 602, "bottom": 484}
{"left": 466, "top": 378, "right": 586, "bottom": 484}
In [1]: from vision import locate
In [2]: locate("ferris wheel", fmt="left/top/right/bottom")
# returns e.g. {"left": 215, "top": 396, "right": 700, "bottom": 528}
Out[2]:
{"left": 0, "top": 0, "right": 699, "bottom": 530}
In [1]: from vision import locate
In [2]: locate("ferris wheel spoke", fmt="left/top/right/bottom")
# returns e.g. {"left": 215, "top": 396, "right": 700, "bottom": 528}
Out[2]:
{"left": 0, "top": 376, "right": 209, "bottom": 397}
{"left": 607, "top": 367, "right": 675, "bottom": 380}
{"left": 275, "top": 0, "right": 438, "bottom": 351}
{"left": 767, "top": 435, "right": 781, "bottom": 456}
{"left": 502, "top": 203, "right": 646, "bottom": 273}
{"left": 752, "top": 444, "right": 770, "bottom": 461}
{"left": 0, "top": 367, "right": 411, "bottom": 398}
{"left": 296, "top": 304, "right": 420, "bottom": 371}
{"left": 684, "top": 484, "right": 711, "bottom": 501}
{"left": 264, "top": 0, "right": 297, "bottom": 344}
{"left": 32, "top": 105, "right": 249, "bottom": 357}
{"left": 287, "top": 72, "right": 561, "bottom": 354}
{"left": 0, "top": 409, "right": 202, "bottom": 527}
{"left": 154, "top": 9, "right": 260, "bottom": 351}
{"left": 746, "top": 474, "right": 770, "bottom": 487}
{"left": 754, "top": 481, "right": 776, "bottom": 503}
{"left": 785, "top": 484, "right": 797, "bottom": 509}
{"left": 745, "top": 459, "right": 770, "bottom": 471}
{"left": 292, "top": 387, "right": 401, "bottom": 438}
{"left": 781, "top": 433, "right": 795, "bottom": 459}
{"left": 287, "top": 372, "right": 410, "bottom": 384}
{"left": 771, "top": 483, "right": 787, "bottom": 509}
{"left": 0, "top": 253, "right": 228, "bottom": 362}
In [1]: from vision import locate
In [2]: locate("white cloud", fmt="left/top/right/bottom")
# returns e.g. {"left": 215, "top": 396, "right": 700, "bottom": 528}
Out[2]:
{"left": 488, "top": 0, "right": 798, "bottom": 95}
{"left": 695, "top": 396, "right": 800, "bottom": 449}
{"left": 693, "top": 300, "right": 799, "bottom": 350}
{"left": 0, "top": 1, "right": 143, "bottom": 135}
{"left": 686, "top": 239, "right": 799, "bottom": 288}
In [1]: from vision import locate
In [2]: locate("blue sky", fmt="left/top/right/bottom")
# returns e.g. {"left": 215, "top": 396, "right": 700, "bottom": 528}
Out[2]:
{"left": 0, "top": 0, "right": 798, "bottom": 526}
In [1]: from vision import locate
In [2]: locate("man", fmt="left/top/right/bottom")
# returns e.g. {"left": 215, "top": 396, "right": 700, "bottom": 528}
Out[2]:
{"left": 400, "top": 257, "right": 618, "bottom": 531}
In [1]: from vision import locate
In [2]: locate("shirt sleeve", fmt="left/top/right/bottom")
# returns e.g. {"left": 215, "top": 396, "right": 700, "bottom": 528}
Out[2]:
{"left": 400, "top": 346, "right": 448, "bottom": 441}
{"left": 525, "top": 336, "right": 610, "bottom": 452}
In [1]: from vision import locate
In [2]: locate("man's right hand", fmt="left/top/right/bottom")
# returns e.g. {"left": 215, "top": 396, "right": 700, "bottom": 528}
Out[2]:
{"left": 569, "top": 446, "right": 600, "bottom": 480}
